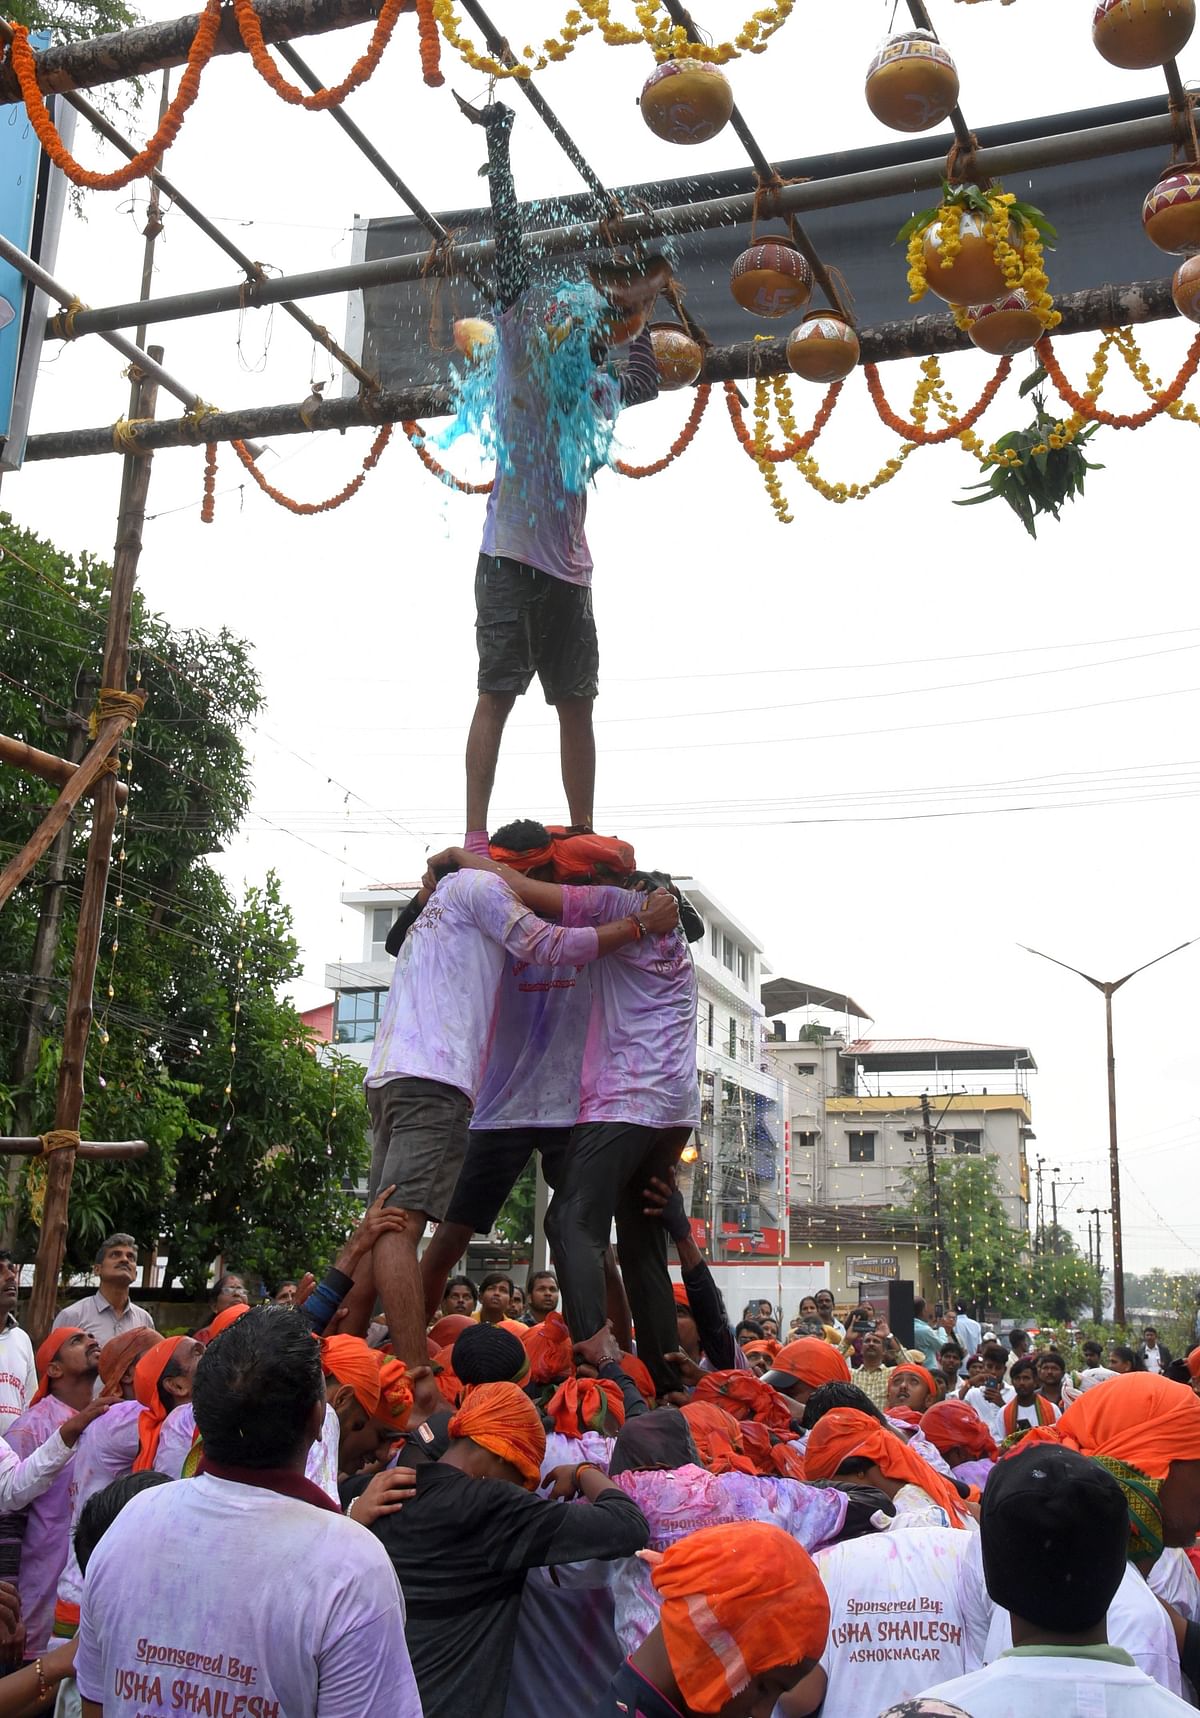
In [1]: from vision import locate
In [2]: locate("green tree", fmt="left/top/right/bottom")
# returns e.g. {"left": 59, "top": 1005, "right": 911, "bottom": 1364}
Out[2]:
{"left": 9, "top": 0, "right": 138, "bottom": 49}
{"left": 0, "top": 516, "right": 368, "bottom": 1290}
{"left": 495, "top": 1160, "right": 536, "bottom": 1248}
{"left": 899, "top": 1156, "right": 1092, "bottom": 1323}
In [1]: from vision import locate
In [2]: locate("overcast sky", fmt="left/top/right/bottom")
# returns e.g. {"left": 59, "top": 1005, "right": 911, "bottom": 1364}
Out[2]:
{"left": 8, "top": 3, "right": 1198, "bottom": 1275}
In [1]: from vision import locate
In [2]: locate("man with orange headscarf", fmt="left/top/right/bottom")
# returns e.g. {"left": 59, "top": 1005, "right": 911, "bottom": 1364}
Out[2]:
{"left": 130, "top": 1334, "right": 200, "bottom": 1475}
{"left": 347, "top": 1378, "right": 647, "bottom": 1718}
{"left": 761, "top": 1338, "right": 851, "bottom": 1424}
{"left": 2, "top": 1328, "right": 100, "bottom": 1662}
{"left": 921, "top": 1398, "right": 999, "bottom": 1490}
{"left": 805, "top": 1405, "right": 972, "bottom": 1529}
{"left": 593, "top": 1521, "right": 830, "bottom": 1717}
{"left": 321, "top": 1333, "right": 392, "bottom": 1478}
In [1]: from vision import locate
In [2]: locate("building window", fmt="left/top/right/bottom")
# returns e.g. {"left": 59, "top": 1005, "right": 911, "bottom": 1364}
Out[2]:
{"left": 728, "top": 1016, "right": 738, "bottom": 1058}
{"left": 793, "top": 1131, "right": 817, "bottom": 1150}
{"left": 952, "top": 1131, "right": 982, "bottom": 1155}
{"left": 722, "top": 933, "right": 736, "bottom": 972}
{"left": 737, "top": 947, "right": 748, "bottom": 985}
{"left": 334, "top": 990, "right": 384, "bottom": 1044}
{"left": 848, "top": 1131, "right": 876, "bottom": 1163}
{"left": 793, "top": 1063, "right": 816, "bottom": 1076}
{"left": 706, "top": 1001, "right": 714, "bottom": 1048}
{"left": 710, "top": 922, "right": 720, "bottom": 959}
{"left": 369, "top": 905, "right": 396, "bottom": 961}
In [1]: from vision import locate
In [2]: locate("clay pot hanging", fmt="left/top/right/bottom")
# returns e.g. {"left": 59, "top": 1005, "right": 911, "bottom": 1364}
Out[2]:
{"left": 1173, "top": 255, "right": 1200, "bottom": 321}
{"left": 921, "top": 211, "right": 1010, "bottom": 305}
{"left": 1143, "top": 169, "right": 1200, "bottom": 254}
{"left": 640, "top": 60, "right": 734, "bottom": 144}
{"left": 967, "top": 291, "right": 1046, "bottom": 356}
{"left": 649, "top": 321, "right": 703, "bottom": 388}
{"left": 786, "top": 312, "right": 861, "bottom": 381}
{"left": 453, "top": 318, "right": 495, "bottom": 360}
{"left": 731, "top": 235, "right": 814, "bottom": 318}
{"left": 865, "top": 31, "right": 959, "bottom": 133}
{"left": 1092, "top": 0, "right": 1195, "bottom": 68}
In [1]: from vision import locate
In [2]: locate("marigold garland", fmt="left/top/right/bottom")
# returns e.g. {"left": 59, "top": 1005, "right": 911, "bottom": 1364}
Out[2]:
{"left": 1037, "top": 328, "right": 1200, "bottom": 431}
{"left": 8, "top": 1, "right": 222, "bottom": 189}
{"left": 415, "top": 0, "right": 444, "bottom": 85}
{"left": 902, "top": 184, "right": 1060, "bottom": 337}
{"left": 739, "top": 374, "right": 915, "bottom": 516}
{"left": 865, "top": 356, "right": 1012, "bottom": 444}
{"left": 723, "top": 376, "right": 841, "bottom": 462}
{"left": 581, "top": 0, "right": 795, "bottom": 62}
{"left": 430, "top": 0, "right": 593, "bottom": 77}
{"left": 232, "top": 0, "right": 410, "bottom": 108}
{"left": 232, "top": 424, "right": 392, "bottom": 513}
{"left": 402, "top": 421, "right": 494, "bottom": 493}
{"left": 614, "top": 383, "right": 711, "bottom": 476}
{"left": 200, "top": 442, "right": 218, "bottom": 524}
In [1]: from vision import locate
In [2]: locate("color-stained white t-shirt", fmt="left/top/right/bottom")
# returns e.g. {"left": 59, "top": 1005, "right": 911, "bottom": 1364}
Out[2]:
{"left": 5, "top": 1395, "right": 75, "bottom": 1655}
{"left": 0, "top": 1323, "right": 37, "bottom": 1433}
{"left": 365, "top": 869, "right": 600, "bottom": 1102}
{"left": 924, "top": 1646, "right": 1195, "bottom": 1717}
{"left": 1150, "top": 1547, "right": 1200, "bottom": 1623}
{"left": 75, "top": 1472, "right": 420, "bottom": 1718}
{"left": 561, "top": 885, "right": 699, "bottom": 1128}
{"left": 812, "top": 1525, "right": 992, "bottom": 1718}
{"left": 54, "top": 1400, "right": 141, "bottom": 1626}
{"left": 471, "top": 955, "right": 591, "bottom": 1131}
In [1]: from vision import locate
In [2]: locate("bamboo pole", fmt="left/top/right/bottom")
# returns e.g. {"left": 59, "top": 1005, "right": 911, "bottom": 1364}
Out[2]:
{"left": 0, "top": 0, "right": 412, "bottom": 102}
{"left": 45, "top": 109, "right": 1182, "bottom": 343}
{"left": 0, "top": 1139, "right": 148, "bottom": 1158}
{"left": 25, "top": 355, "right": 161, "bottom": 1345}
{"left": 0, "top": 719, "right": 133, "bottom": 910}
{"left": 24, "top": 277, "right": 1180, "bottom": 461}
{"left": 0, "top": 731, "right": 128, "bottom": 803}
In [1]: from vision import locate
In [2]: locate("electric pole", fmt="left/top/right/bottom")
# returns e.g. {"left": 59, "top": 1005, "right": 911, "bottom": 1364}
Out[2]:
{"left": 1078, "top": 1205, "right": 1111, "bottom": 1325}
{"left": 920, "top": 1091, "right": 950, "bottom": 1306}
{"left": 1023, "top": 938, "right": 1200, "bottom": 1327}
{"left": 1034, "top": 1155, "right": 1046, "bottom": 1254}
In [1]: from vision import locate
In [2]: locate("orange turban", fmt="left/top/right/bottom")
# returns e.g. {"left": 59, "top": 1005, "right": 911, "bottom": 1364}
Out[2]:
{"left": 891, "top": 1362, "right": 937, "bottom": 1398}
{"left": 694, "top": 1370, "right": 795, "bottom": 1436}
{"left": 489, "top": 840, "right": 554, "bottom": 873}
{"left": 805, "top": 1406, "right": 969, "bottom": 1527}
{"left": 681, "top": 1402, "right": 756, "bottom": 1477}
{"left": 428, "top": 1314, "right": 473, "bottom": 1351}
{"left": 672, "top": 1282, "right": 691, "bottom": 1308}
{"left": 448, "top": 1381, "right": 547, "bottom": 1489}
{"left": 650, "top": 1522, "right": 830, "bottom": 1711}
{"left": 735, "top": 1419, "right": 808, "bottom": 1481}
{"left": 766, "top": 1338, "right": 850, "bottom": 1390}
{"left": 920, "top": 1399, "right": 998, "bottom": 1463}
{"left": 321, "top": 1335, "right": 383, "bottom": 1417}
{"left": 1188, "top": 1348, "right": 1200, "bottom": 1382}
{"left": 620, "top": 1353, "right": 656, "bottom": 1406}
{"left": 377, "top": 1358, "right": 413, "bottom": 1429}
{"left": 547, "top": 1377, "right": 625, "bottom": 1436}
{"left": 1018, "top": 1373, "right": 1200, "bottom": 1481}
{"left": 132, "top": 1337, "right": 187, "bottom": 1473}
{"left": 32, "top": 1327, "right": 85, "bottom": 1405}
{"left": 198, "top": 1302, "right": 250, "bottom": 1345}
{"left": 521, "top": 1311, "right": 574, "bottom": 1384}
{"left": 743, "top": 1339, "right": 781, "bottom": 1362}
{"left": 431, "top": 1345, "right": 463, "bottom": 1407}
{"left": 99, "top": 1327, "right": 160, "bottom": 1393}
{"left": 497, "top": 1318, "right": 531, "bottom": 1339}
{"left": 548, "top": 830, "right": 636, "bottom": 883}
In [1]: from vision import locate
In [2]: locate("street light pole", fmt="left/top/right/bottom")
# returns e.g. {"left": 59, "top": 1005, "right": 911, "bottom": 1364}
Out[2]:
{"left": 1023, "top": 936, "right": 1199, "bottom": 1327}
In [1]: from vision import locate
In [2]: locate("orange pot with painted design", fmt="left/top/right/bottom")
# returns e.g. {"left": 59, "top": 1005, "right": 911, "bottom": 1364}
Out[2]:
{"left": 640, "top": 60, "right": 733, "bottom": 144}
{"left": 731, "top": 235, "right": 814, "bottom": 319}
{"left": 786, "top": 312, "right": 861, "bottom": 381}
{"left": 865, "top": 32, "right": 959, "bottom": 133}
{"left": 1093, "top": 0, "right": 1194, "bottom": 68}
{"left": 967, "top": 291, "right": 1045, "bottom": 356}
{"left": 922, "top": 212, "right": 1010, "bottom": 306}
{"left": 649, "top": 322, "right": 703, "bottom": 388}
{"left": 1143, "top": 169, "right": 1200, "bottom": 255}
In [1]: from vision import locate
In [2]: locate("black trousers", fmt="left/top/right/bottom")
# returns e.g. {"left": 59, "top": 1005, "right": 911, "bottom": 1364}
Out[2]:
{"left": 545, "top": 1121, "right": 692, "bottom": 1396}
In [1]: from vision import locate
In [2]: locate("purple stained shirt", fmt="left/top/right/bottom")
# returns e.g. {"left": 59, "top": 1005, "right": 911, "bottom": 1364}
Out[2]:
{"left": 561, "top": 885, "right": 699, "bottom": 1128}
{"left": 54, "top": 1399, "right": 140, "bottom": 1627}
{"left": 480, "top": 296, "right": 659, "bottom": 586}
{"left": 5, "top": 1395, "right": 74, "bottom": 1657}
{"left": 364, "top": 869, "right": 600, "bottom": 1103}
{"left": 471, "top": 955, "right": 591, "bottom": 1131}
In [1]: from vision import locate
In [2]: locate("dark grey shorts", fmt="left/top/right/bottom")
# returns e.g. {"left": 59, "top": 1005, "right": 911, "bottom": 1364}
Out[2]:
{"left": 475, "top": 553, "right": 599, "bottom": 704}
{"left": 366, "top": 1076, "right": 473, "bottom": 1223}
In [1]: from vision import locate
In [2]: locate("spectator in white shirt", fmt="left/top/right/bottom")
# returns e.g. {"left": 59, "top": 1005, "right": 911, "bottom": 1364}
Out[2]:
{"left": 0, "top": 1250, "right": 35, "bottom": 1434}
{"left": 1141, "top": 1328, "right": 1172, "bottom": 1375}
{"left": 964, "top": 1343, "right": 1015, "bottom": 1441}
{"left": 919, "top": 1443, "right": 1195, "bottom": 1717}
{"left": 52, "top": 1234, "right": 156, "bottom": 1344}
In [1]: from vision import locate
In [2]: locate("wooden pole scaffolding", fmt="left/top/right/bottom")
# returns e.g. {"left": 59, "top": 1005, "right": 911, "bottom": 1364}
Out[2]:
{"left": 0, "top": 732, "right": 128, "bottom": 803}
{"left": 23, "top": 276, "right": 1181, "bottom": 461}
{"left": 23, "top": 352, "right": 161, "bottom": 1344}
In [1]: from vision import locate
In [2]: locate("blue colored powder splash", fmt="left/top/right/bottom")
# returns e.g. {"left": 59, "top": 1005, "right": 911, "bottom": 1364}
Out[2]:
{"left": 430, "top": 277, "right": 620, "bottom": 496}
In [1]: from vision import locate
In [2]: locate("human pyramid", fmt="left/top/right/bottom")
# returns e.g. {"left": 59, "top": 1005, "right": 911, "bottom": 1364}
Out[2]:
{"left": 3, "top": 90, "right": 1200, "bottom": 1718}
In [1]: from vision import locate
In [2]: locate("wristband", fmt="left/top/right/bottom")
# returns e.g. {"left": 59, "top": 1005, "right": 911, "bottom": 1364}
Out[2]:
{"left": 628, "top": 915, "right": 646, "bottom": 941}
{"left": 36, "top": 1659, "right": 49, "bottom": 1702}
{"left": 574, "top": 1462, "right": 604, "bottom": 1491}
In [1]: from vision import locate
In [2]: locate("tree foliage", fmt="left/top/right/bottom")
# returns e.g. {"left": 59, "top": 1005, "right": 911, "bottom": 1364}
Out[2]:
{"left": 9, "top": 0, "right": 138, "bottom": 48}
{"left": 900, "top": 1155, "right": 1093, "bottom": 1322}
{"left": 0, "top": 516, "right": 368, "bottom": 1291}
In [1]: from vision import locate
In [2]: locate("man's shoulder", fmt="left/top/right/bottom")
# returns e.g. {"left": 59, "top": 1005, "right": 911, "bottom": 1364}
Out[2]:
{"left": 54, "top": 1293, "right": 97, "bottom": 1322}
{"left": 0, "top": 1321, "right": 33, "bottom": 1351}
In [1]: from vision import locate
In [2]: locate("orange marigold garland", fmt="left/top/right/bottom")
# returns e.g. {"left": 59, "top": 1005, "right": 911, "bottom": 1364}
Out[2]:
{"left": 865, "top": 355, "right": 1011, "bottom": 443}
{"left": 231, "top": 0, "right": 410, "bottom": 109}
{"left": 232, "top": 423, "right": 392, "bottom": 513}
{"left": 201, "top": 442, "right": 218, "bottom": 524}
{"left": 614, "top": 383, "right": 711, "bottom": 477}
{"left": 8, "top": 0, "right": 223, "bottom": 189}
{"left": 723, "top": 376, "right": 841, "bottom": 462}
{"left": 415, "top": 0, "right": 444, "bottom": 85}
{"left": 402, "top": 421, "right": 494, "bottom": 493}
{"left": 1037, "top": 329, "right": 1200, "bottom": 430}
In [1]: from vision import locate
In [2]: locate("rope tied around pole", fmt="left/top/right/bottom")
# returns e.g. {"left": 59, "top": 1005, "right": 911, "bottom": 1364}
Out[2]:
{"left": 111, "top": 417, "right": 153, "bottom": 455}
{"left": 1167, "top": 88, "right": 1200, "bottom": 168}
{"left": 88, "top": 687, "right": 147, "bottom": 739}
{"left": 181, "top": 397, "right": 219, "bottom": 440}
{"left": 945, "top": 132, "right": 986, "bottom": 188}
{"left": 49, "top": 298, "right": 88, "bottom": 340}
{"left": 38, "top": 1130, "right": 80, "bottom": 1154}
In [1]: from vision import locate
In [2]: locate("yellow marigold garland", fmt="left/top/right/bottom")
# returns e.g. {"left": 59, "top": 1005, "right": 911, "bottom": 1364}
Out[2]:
{"left": 428, "top": 0, "right": 794, "bottom": 74}
{"left": 902, "top": 184, "right": 1060, "bottom": 336}
{"left": 745, "top": 374, "right": 915, "bottom": 516}
{"left": 430, "top": 0, "right": 593, "bottom": 76}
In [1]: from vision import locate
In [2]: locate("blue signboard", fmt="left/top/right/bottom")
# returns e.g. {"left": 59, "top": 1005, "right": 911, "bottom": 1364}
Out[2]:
{"left": 0, "top": 32, "right": 47, "bottom": 454}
